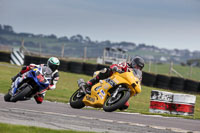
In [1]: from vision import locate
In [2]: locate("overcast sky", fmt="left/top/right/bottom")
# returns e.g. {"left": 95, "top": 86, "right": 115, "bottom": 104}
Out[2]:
{"left": 0, "top": 0, "right": 200, "bottom": 51}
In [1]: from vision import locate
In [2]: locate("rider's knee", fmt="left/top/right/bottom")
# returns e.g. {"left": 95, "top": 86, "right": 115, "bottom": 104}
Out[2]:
{"left": 34, "top": 94, "right": 44, "bottom": 104}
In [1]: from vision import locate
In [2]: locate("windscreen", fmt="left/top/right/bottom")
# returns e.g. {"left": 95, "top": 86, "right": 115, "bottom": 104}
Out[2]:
{"left": 41, "top": 66, "right": 52, "bottom": 79}
{"left": 35, "top": 66, "right": 52, "bottom": 83}
{"left": 132, "top": 68, "right": 142, "bottom": 81}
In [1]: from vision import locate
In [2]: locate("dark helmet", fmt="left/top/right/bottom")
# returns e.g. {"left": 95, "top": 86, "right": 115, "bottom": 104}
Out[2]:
{"left": 130, "top": 56, "right": 145, "bottom": 70}
{"left": 47, "top": 57, "right": 60, "bottom": 71}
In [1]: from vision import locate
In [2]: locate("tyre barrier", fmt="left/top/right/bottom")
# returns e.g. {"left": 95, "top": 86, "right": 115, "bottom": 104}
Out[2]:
{"left": 0, "top": 51, "right": 10, "bottom": 63}
{"left": 142, "top": 72, "right": 157, "bottom": 87}
{"left": 24, "top": 55, "right": 33, "bottom": 65}
{"left": 97, "top": 64, "right": 109, "bottom": 70}
{"left": 83, "top": 63, "right": 97, "bottom": 76}
{"left": 149, "top": 90, "right": 173, "bottom": 114}
{"left": 59, "top": 60, "right": 69, "bottom": 72}
{"left": 170, "top": 77, "right": 185, "bottom": 91}
{"left": 24, "top": 56, "right": 48, "bottom": 65}
{"left": 69, "top": 62, "right": 83, "bottom": 74}
{"left": 154, "top": 74, "right": 171, "bottom": 89}
{"left": 38, "top": 57, "right": 48, "bottom": 64}
{"left": 149, "top": 90, "right": 196, "bottom": 116}
{"left": 184, "top": 79, "right": 199, "bottom": 92}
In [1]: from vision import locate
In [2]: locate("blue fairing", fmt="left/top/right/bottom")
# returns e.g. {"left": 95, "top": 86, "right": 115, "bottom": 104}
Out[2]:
{"left": 28, "top": 69, "right": 50, "bottom": 90}
{"left": 11, "top": 66, "right": 51, "bottom": 95}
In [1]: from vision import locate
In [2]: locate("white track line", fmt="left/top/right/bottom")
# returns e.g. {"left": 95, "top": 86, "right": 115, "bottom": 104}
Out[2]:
{"left": 1, "top": 108, "right": 198, "bottom": 133}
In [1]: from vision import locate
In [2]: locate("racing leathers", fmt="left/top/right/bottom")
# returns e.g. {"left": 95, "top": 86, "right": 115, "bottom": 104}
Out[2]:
{"left": 12, "top": 64, "right": 59, "bottom": 104}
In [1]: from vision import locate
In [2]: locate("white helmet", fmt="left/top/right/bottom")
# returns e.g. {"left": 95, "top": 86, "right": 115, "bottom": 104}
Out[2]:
{"left": 47, "top": 57, "right": 60, "bottom": 71}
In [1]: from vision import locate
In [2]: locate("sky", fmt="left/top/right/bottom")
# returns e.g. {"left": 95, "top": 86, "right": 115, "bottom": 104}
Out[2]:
{"left": 0, "top": 0, "right": 200, "bottom": 51}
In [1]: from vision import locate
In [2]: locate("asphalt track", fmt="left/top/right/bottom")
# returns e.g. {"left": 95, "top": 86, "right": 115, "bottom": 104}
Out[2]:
{"left": 0, "top": 94, "right": 199, "bottom": 133}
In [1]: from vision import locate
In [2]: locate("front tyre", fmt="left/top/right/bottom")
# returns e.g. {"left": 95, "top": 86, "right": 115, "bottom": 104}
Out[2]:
{"left": 103, "top": 90, "right": 130, "bottom": 112}
{"left": 4, "top": 93, "right": 11, "bottom": 102}
{"left": 70, "top": 89, "right": 85, "bottom": 109}
{"left": 10, "top": 85, "right": 32, "bottom": 102}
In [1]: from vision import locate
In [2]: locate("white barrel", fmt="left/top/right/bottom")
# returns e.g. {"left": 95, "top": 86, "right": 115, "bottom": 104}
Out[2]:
{"left": 149, "top": 90, "right": 173, "bottom": 114}
{"left": 171, "top": 94, "right": 196, "bottom": 116}
{"left": 10, "top": 48, "right": 24, "bottom": 66}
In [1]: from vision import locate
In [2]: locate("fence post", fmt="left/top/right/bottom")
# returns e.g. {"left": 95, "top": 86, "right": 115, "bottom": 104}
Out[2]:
{"left": 103, "top": 48, "right": 106, "bottom": 64}
{"left": 148, "top": 60, "right": 151, "bottom": 72}
{"left": 84, "top": 46, "right": 87, "bottom": 61}
{"left": 61, "top": 44, "right": 65, "bottom": 58}
{"left": 169, "top": 62, "right": 173, "bottom": 75}
{"left": 39, "top": 43, "right": 42, "bottom": 57}
{"left": 189, "top": 65, "right": 193, "bottom": 78}
{"left": 20, "top": 39, "right": 30, "bottom": 55}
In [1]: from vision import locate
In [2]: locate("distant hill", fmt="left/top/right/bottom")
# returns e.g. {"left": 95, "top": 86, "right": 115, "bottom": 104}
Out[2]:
{"left": 0, "top": 24, "right": 200, "bottom": 64}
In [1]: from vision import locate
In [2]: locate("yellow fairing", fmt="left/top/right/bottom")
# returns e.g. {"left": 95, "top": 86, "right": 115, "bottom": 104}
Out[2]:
{"left": 82, "top": 71, "right": 141, "bottom": 108}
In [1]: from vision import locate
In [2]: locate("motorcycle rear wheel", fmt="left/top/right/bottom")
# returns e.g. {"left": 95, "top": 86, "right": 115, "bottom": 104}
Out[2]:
{"left": 70, "top": 89, "right": 85, "bottom": 109}
{"left": 103, "top": 90, "right": 130, "bottom": 112}
{"left": 10, "top": 85, "right": 32, "bottom": 102}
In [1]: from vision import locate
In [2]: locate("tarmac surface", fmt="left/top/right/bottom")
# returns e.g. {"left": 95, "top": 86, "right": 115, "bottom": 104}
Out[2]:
{"left": 0, "top": 94, "right": 200, "bottom": 133}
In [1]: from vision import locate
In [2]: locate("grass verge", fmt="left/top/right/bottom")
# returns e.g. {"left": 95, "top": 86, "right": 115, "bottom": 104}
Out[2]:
{"left": 0, "top": 123, "right": 95, "bottom": 133}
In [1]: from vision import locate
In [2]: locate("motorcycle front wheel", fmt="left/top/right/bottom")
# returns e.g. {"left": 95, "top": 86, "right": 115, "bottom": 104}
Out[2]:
{"left": 69, "top": 89, "right": 85, "bottom": 109}
{"left": 4, "top": 92, "right": 11, "bottom": 102}
{"left": 10, "top": 85, "right": 32, "bottom": 102}
{"left": 103, "top": 90, "right": 130, "bottom": 112}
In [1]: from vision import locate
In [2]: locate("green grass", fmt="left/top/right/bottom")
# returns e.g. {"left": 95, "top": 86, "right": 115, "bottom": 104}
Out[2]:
{"left": 143, "top": 63, "right": 200, "bottom": 81}
{"left": 0, "top": 123, "right": 95, "bottom": 133}
{"left": 0, "top": 62, "right": 200, "bottom": 120}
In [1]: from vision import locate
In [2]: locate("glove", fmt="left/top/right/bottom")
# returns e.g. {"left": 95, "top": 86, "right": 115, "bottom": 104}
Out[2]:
{"left": 112, "top": 66, "right": 123, "bottom": 73}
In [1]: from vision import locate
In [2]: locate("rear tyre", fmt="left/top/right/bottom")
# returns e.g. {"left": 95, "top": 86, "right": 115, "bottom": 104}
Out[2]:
{"left": 70, "top": 89, "right": 85, "bottom": 109}
{"left": 4, "top": 93, "right": 11, "bottom": 102}
{"left": 103, "top": 90, "right": 130, "bottom": 112}
{"left": 10, "top": 85, "right": 32, "bottom": 102}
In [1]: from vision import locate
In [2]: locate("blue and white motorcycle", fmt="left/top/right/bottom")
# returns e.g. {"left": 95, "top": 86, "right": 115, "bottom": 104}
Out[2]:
{"left": 4, "top": 66, "right": 52, "bottom": 102}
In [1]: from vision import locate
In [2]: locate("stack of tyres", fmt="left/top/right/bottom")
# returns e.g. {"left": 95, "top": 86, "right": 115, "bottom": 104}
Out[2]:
{"left": 149, "top": 90, "right": 173, "bottom": 114}
{"left": 83, "top": 63, "right": 97, "bottom": 76}
{"left": 69, "top": 61, "right": 83, "bottom": 74}
{"left": 97, "top": 64, "right": 109, "bottom": 70}
{"left": 24, "top": 55, "right": 33, "bottom": 65}
{"left": 0, "top": 52, "right": 10, "bottom": 63}
{"left": 171, "top": 94, "right": 196, "bottom": 116}
{"left": 154, "top": 74, "right": 171, "bottom": 89}
{"left": 142, "top": 71, "right": 156, "bottom": 87}
{"left": 59, "top": 60, "right": 69, "bottom": 72}
{"left": 38, "top": 57, "right": 48, "bottom": 64}
{"left": 170, "top": 76, "right": 185, "bottom": 91}
{"left": 184, "top": 79, "right": 199, "bottom": 92}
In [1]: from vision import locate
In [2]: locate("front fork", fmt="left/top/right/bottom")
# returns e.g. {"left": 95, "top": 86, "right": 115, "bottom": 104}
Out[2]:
{"left": 77, "top": 79, "right": 87, "bottom": 94}
{"left": 112, "top": 87, "right": 120, "bottom": 98}
{"left": 10, "top": 73, "right": 28, "bottom": 95}
{"left": 111, "top": 85, "right": 130, "bottom": 98}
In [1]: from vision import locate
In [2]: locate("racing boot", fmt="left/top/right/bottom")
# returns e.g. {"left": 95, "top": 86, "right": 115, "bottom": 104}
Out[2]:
{"left": 85, "top": 76, "right": 100, "bottom": 94}
{"left": 34, "top": 93, "right": 45, "bottom": 104}
{"left": 11, "top": 73, "right": 21, "bottom": 82}
{"left": 119, "top": 101, "right": 129, "bottom": 111}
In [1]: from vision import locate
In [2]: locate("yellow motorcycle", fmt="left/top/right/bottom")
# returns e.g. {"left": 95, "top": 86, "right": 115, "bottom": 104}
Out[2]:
{"left": 69, "top": 69, "right": 142, "bottom": 112}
